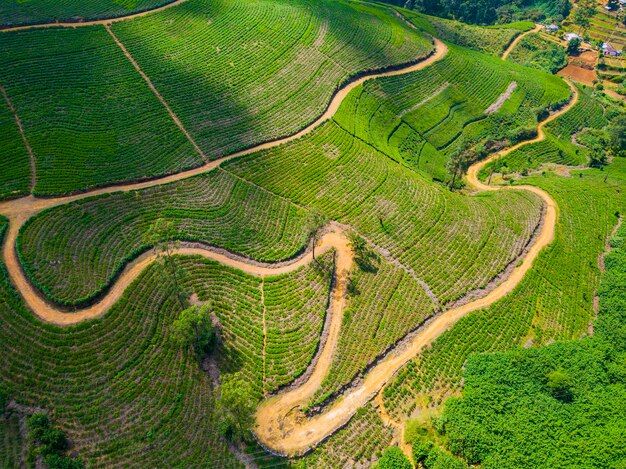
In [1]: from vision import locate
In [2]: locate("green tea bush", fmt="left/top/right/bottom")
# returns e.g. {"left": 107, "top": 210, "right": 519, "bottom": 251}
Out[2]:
{"left": 310, "top": 257, "right": 434, "bottom": 408}
{"left": 18, "top": 170, "right": 312, "bottom": 306}
{"left": 505, "top": 33, "right": 567, "bottom": 73}
{"left": 333, "top": 44, "right": 569, "bottom": 180}
{"left": 111, "top": 0, "right": 432, "bottom": 162}
{"left": 440, "top": 220, "right": 626, "bottom": 467}
{"left": 293, "top": 404, "right": 393, "bottom": 468}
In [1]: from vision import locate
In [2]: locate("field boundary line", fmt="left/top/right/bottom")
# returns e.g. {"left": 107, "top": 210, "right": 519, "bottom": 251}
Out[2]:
{"left": 104, "top": 24, "right": 208, "bottom": 162}
{"left": 0, "top": 85, "right": 36, "bottom": 192}
{"left": 261, "top": 278, "right": 268, "bottom": 397}
{"left": 0, "top": 0, "right": 189, "bottom": 33}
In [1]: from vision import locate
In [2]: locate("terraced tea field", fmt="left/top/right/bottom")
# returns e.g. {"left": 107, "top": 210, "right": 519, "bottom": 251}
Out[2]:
{"left": 0, "top": 0, "right": 175, "bottom": 27}
{"left": 1, "top": 1, "right": 625, "bottom": 467}
{"left": 0, "top": 0, "right": 432, "bottom": 196}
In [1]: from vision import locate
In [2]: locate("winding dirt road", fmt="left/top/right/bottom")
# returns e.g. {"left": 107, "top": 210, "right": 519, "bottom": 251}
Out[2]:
{"left": 253, "top": 82, "right": 578, "bottom": 457}
{"left": 0, "top": 0, "right": 189, "bottom": 33}
{"left": 0, "top": 38, "right": 447, "bottom": 325}
{"left": 501, "top": 25, "right": 540, "bottom": 61}
{"left": 0, "top": 20, "right": 580, "bottom": 458}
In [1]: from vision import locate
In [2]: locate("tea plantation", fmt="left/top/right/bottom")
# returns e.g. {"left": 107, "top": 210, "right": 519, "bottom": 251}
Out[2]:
{"left": 1, "top": 0, "right": 626, "bottom": 466}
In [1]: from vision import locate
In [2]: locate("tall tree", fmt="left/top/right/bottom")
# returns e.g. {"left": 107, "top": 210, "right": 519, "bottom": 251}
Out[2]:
{"left": 216, "top": 372, "right": 256, "bottom": 442}
{"left": 170, "top": 304, "right": 215, "bottom": 357}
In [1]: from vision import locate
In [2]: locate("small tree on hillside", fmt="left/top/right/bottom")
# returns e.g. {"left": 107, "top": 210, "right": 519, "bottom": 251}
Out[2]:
{"left": 573, "top": 0, "right": 595, "bottom": 35}
{"left": 608, "top": 115, "right": 626, "bottom": 157}
{"left": 308, "top": 209, "right": 328, "bottom": 262}
{"left": 348, "top": 233, "right": 380, "bottom": 273}
{"left": 546, "top": 369, "right": 573, "bottom": 402}
{"left": 566, "top": 37, "right": 581, "bottom": 55}
{"left": 447, "top": 148, "right": 473, "bottom": 189}
{"left": 216, "top": 372, "right": 256, "bottom": 442}
{"left": 144, "top": 218, "right": 190, "bottom": 308}
{"left": 374, "top": 446, "right": 412, "bottom": 469}
{"left": 170, "top": 304, "right": 215, "bottom": 357}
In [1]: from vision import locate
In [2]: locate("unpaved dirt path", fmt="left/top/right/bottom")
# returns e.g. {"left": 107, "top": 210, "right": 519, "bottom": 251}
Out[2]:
{"left": 0, "top": 33, "right": 578, "bottom": 458}
{"left": 0, "top": 0, "right": 189, "bottom": 32}
{"left": 502, "top": 25, "right": 540, "bottom": 60}
{"left": 0, "top": 39, "right": 447, "bottom": 324}
{"left": 0, "top": 85, "right": 36, "bottom": 191}
{"left": 252, "top": 81, "right": 578, "bottom": 457}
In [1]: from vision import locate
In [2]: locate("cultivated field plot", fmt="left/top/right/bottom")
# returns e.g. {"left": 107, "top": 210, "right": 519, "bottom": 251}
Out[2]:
{"left": 505, "top": 32, "right": 567, "bottom": 74}
{"left": 0, "top": 27, "right": 200, "bottom": 196}
{"left": 110, "top": 0, "right": 433, "bottom": 159}
{"left": 397, "top": 8, "right": 533, "bottom": 56}
{"left": 0, "top": 0, "right": 172, "bottom": 27}
{"left": 18, "top": 169, "right": 312, "bottom": 306}
{"left": 333, "top": 44, "right": 569, "bottom": 180}
{"left": 310, "top": 257, "right": 435, "bottom": 408}
{"left": 227, "top": 117, "right": 544, "bottom": 307}
{"left": 479, "top": 85, "right": 610, "bottom": 177}
{"left": 383, "top": 159, "right": 626, "bottom": 420}
{"left": 1, "top": 215, "right": 333, "bottom": 466}
{"left": 4, "top": 0, "right": 626, "bottom": 465}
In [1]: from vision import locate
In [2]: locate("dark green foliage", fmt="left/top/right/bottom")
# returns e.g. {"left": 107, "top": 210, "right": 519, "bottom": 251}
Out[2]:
{"left": 608, "top": 115, "right": 626, "bottom": 157}
{"left": 111, "top": 0, "right": 432, "bottom": 163}
{"left": 397, "top": 9, "right": 530, "bottom": 56}
{"left": 27, "top": 413, "right": 83, "bottom": 468}
{"left": 391, "top": 0, "right": 570, "bottom": 25}
{"left": 169, "top": 305, "right": 215, "bottom": 357}
{"left": 384, "top": 159, "right": 626, "bottom": 421}
{"left": 0, "top": 27, "right": 201, "bottom": 196}
{"left": 440, "top": 220, "right": 626, "bottom": 468}
{"left": 566, "top": 37, "right": 581, "bottom": 54}
{"left": 0, "top": 411, "right": 23, "bottom": 468}
{"left": 577, "top": 128, "right": 609, "bottom": 168}
{"left": 374, "top": 446, "right": 412, "bottom": 469}
{"left": 216, "top": 373, "right": 256, "bottom": 443}
{"left": 0, "top": 95, "right": 30, "bottom": 200}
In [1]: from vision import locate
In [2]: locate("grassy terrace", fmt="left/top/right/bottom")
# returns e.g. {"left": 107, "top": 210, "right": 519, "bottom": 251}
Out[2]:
{"left": 332, "top": 44, "right": 569, "bottom": 181}
{"left": 310, "top": 256, "right": 435, "bottom": 408}
{"left": 18, "top": 170, "right": 313, "bottom": 306}
{"left": 383, "top": 158, "right": 626, "bottom": 419}
{"left": 397, "top": 9, "right": 533, "bottom": 56}
{"left": 479, "top": 85, "right": 611, "bottom": 178}
{"left": 439, "top": 205, "right": 626, "bottom": 468}
{"left": 0, "top": 0, "right": 172, "bottom": 27}
{"left": 505, "top": 32, "right": 567, "bottom": 74}
{"left": 1, "top": 215, "right": 334, "bottom": 466}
